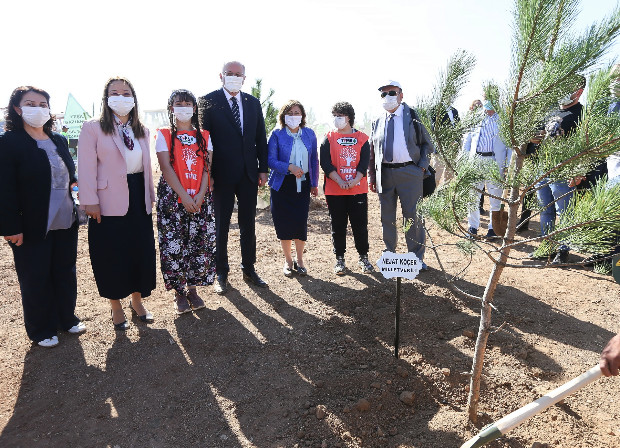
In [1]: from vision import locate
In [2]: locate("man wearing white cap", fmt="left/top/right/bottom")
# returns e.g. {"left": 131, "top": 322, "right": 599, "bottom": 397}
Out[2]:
{"left": 461, "top": 99, "right": 510, "bottom": 239}
{"left": 369, "top": 81, "right": 434, "bottom": 269}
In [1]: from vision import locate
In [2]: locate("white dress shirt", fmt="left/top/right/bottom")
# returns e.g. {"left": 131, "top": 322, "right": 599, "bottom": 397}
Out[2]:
{"left": 383, "top": 103, "right": 411, "bottom": 163}
{"left": 223, "top": 88, "right": 244, "bottom": 134}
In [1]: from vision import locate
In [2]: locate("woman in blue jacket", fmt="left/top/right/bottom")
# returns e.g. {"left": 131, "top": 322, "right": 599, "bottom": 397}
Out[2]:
{"left": 267, "top": 100, "right": 318, "bottom": 277}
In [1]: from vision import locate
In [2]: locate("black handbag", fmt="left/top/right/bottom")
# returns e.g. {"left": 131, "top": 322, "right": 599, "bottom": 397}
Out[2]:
{"left": 409, "top": 107, "right": 436, "bottom": 197}
{"left": 423, "top": 165, "right": 436, "bottom": 197}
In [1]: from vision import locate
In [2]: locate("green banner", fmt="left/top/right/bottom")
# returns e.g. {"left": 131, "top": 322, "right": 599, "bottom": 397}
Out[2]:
{"left": 63, "top": 93, "right": 90, "bottom": 139}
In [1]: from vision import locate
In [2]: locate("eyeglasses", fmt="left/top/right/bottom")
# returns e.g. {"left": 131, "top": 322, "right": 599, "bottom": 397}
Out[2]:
{"left": 224, "top": 71, "right": 245, "bottom": 77}
{"left": 380, "top": 90, "right": 399, "bottom": 98}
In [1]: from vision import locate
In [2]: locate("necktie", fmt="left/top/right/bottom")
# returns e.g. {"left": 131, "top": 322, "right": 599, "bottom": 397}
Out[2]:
{"left": 384, "top": 113, "right": 395, "bottom": 162}
{"left": 231, "top": 96, "right": 241, "bottom": 131}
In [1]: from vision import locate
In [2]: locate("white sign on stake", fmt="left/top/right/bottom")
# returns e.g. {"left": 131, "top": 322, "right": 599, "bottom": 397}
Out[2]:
{"left": 376, "top": 251, "right": 422, "bottom": 280}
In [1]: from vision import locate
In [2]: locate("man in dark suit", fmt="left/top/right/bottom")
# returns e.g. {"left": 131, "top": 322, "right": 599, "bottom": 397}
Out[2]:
{"left": 199, "top": 61, "right": 269, "bottom": 293}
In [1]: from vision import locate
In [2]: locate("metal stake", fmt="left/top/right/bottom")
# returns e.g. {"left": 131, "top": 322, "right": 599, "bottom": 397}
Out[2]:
{"left": 394, "top": 277, "right": 401, "bottom": 358}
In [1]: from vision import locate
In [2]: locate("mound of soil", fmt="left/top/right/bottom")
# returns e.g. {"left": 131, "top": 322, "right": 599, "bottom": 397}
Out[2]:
{"left": 0, "top": 185, "right": 618, "bottom": 447}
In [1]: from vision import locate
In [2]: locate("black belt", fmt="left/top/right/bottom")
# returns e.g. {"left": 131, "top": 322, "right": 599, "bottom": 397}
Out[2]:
{"left": 477, "top": 152, "right": 494, "bottom": 157}
{"left": 382, "top": 161, "right": 415, "bottom": 168}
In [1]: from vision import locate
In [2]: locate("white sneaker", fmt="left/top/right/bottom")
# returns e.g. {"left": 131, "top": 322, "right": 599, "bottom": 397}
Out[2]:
{"left": 68, "top": 322, "right": 86, "bottom": 334}
{"left": 38, "top": 336, "right": 59, "bottom": 348}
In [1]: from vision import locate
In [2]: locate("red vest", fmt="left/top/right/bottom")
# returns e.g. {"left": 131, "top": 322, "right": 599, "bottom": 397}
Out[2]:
{"left": 324, "top": 130, "right": 369, "bottom": 195}
{"left": 158, "top": 128, "right": 209, "bottom": 202}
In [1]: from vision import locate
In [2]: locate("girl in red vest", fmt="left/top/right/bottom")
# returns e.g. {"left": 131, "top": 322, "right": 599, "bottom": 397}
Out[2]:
{"left": 155, "top": 90, "right": 216, "bottom": 314}
{"left": 320, "top": 102, "right": 373, "bottom": 275}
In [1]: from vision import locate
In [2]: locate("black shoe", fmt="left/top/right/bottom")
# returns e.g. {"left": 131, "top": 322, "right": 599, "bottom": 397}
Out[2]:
{"left": 551, "top": 250, "right": 569, "bottom": 265}
{"left": 485, "top": 229, "right": 498, "bottom": 240}
{"left": 583, "top": 253, "right": 606, "bottom": 267}
{"left": 293, "top": 260, "right": 308, "bottom": 276}
{"left": 129, "top": 300, "right": 154, "bottom": 323}
{"left": 516, "top": 210, "right": 531, "bottom": 233}
{"left": 214, "top": 274, "right": 228, "bottom": 295}
{"left": 529, "top": 249, "right": 556, "bottom": 260}
{"left": 111, "top": 310, "right": 130, "bottom": 331}
{"left": 242, "top": 269, "right": 268, "bottom": 288}
{"left": 515, "top": 224, "right": 530, "bottom": 234}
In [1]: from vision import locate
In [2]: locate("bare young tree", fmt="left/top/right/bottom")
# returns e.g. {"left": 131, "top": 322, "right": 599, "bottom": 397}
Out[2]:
{"left": 417, "top": 0, "right": 620, "bottom": 422}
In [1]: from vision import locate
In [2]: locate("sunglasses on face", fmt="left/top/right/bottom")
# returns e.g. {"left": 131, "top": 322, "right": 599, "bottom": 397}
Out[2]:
{"left": 381, "top": 90, "right": 399, "bottom": 98}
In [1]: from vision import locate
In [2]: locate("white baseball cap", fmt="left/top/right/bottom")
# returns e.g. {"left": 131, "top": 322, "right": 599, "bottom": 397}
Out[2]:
{"left": 378, "top": 80, "right": 402, "bottom": 91}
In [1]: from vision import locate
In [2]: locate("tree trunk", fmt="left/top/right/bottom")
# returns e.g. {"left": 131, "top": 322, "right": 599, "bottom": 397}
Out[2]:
{"left": 466, "top": 257, "right": 506, "bottom": 422}
{"left": 467, "top": 155, "right": 524, "bottom": 422}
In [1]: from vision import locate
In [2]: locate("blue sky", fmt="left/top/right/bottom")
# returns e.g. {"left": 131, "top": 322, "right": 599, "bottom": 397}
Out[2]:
{"left": 1, "top": 0, "right": 618, "bottom": 124}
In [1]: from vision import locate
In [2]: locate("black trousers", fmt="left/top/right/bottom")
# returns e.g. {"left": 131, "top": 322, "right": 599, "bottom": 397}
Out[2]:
{"left": 11, "top": 222, "right": 79, "bottom": 342}
{"left": 325, "top": 193, "right": 369, "bottom": 258}
{"left": 213, "top": 175, "right": 258, "bottom": 275}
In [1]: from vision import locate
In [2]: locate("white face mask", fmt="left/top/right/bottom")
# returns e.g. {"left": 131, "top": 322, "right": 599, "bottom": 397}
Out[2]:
{"left": 558, "top": 93, "right": 574, "bottom": 107}
{"left": 223, "top": 75, "right": 244, "bottom": 93}
{"left": 173, "top": 106, "right": 194, "bottom": 123}
{"left": 20, "top": 106, "right": 51, "bottom": 128}
{"left": 108, "top": 96, "right": 135, "bottom": 116}
{"left": 333, "top": 116, "right": 347, "bottom": 130}
{"left": 285, "top": 115, "right": 302, "bottom": 129}
{"left": 382, "top": 95, "right": 399, "bottom": 111}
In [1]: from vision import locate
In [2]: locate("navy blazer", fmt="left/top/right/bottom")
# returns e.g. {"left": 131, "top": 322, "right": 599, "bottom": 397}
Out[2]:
{"left": 267, "top": 127, "right": 319, "bottom": 191}
{"left": 198, "top": 89, "right": 268, "bottom": 185}
{"left": 0, "top": 129, "right": 76, "bottom": 240}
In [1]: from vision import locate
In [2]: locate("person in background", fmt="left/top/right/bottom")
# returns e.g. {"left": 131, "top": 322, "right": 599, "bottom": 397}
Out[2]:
{"left": 0, "top": 86, "right": 85, "bottom": 347}
{"left": 78, "top": 77, "right": 157, "bottom": 331}
{"left": 584, "top": 66, "right": 620, "bottom": 268}
{"left": 321, "top": 101, "right": 373, "bottom": 275}
{"left": 430, "top": 104, "right": 460, "bottom": 186}
{"left": 369, "top": 81, "right": 434, "bottom": 270}
{"left": 608, "top": 64, "right": 620, "bottom": 188}
{"left": 461, "top": 99, "right": 510, "bottom": 239}
{"left": 267, "top": 100, "right": 318, "bottom": 277}
{"left": 600, "top": 333, "right": 620, "bottom": 376}
{"left": 531, "top": 76, "right": 586, "bottom": 264}
{"left": 199, "top": 61, "right": 269, "bottom": 294}
{"left": 155, "top": 89, "right": 216, "bottom": 314}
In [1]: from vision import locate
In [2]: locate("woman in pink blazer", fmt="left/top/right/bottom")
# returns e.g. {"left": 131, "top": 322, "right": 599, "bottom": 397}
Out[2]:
{"left": 78, "top": 77, "right": 156, "bottom": 331}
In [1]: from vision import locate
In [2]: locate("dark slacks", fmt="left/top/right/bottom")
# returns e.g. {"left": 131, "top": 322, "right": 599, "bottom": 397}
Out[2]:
{"left": 213, "top": 175, "right": 258, "bottom": 275}
{"left": 11, "top": 222, "right": 79, "bottom": 342}
{"left": 325, "top": 193, "right": 369, "bottom": 258}
{"left": 378, "top": 164, "right": 425, "bottom": 260}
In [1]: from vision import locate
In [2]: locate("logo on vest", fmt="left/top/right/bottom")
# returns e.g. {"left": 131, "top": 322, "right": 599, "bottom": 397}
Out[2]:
{"left": 181, "top": 148, "right": 198, "bottom": 173}
{"left": 340, "top": 147, "right": 358, "bottom": 168}
{"left": 337, "top": 137, "right": 358, "bottom": 146}
{"left": 177, "top": 134, "right": 197, "bottom": 146}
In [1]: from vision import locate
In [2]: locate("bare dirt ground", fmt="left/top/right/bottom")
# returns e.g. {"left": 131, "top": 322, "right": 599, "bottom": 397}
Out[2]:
{"left": 0, "top": 185, "right": 618, "bottom": 448}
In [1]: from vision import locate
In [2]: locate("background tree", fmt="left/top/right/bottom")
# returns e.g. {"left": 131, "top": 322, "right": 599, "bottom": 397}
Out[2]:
{"left": 251, "top": 79, "right": 278, "bottom": 204}
{"left": 251, "top": 79, "right": 278, "bottom": 135}
{"left": 416, "top": 0, "right": 620, "bottom": 422}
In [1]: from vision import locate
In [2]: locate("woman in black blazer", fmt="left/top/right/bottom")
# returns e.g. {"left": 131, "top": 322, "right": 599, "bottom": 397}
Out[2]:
{"left": 0, "top": 86, "right": 85, "bottom": 348}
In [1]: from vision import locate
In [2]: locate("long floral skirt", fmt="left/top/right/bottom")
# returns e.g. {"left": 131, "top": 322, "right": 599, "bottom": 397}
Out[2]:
{"left": 156, "top": 177, "right": 216, "bottom": 291}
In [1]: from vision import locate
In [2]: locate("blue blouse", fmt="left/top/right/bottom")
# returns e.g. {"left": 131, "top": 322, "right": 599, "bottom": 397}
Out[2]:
{"left": 286, "top": 127, "right": 309, "bottom": 192}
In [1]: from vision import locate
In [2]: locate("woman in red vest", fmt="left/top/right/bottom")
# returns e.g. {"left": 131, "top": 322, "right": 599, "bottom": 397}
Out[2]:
{"left": 320, "top": 102, "right": 373, "bottom": 275}
{"left": 155, "top": 90, "right": 216, "bottom": 314}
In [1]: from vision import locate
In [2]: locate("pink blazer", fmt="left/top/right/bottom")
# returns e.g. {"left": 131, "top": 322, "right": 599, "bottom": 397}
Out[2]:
{"left": 77, "top": 119, "right": 155, "bottom": 216}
